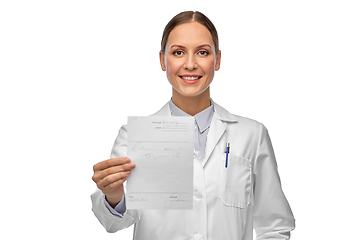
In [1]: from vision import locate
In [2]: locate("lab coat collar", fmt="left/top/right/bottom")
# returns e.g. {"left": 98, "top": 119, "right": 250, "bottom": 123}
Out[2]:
{"left": 152, "top": 102, "right": 172, "bottom": 116}
{"left": 153, "top": 100, "right": 238, "bottom": 123}
{"left": 212, "top": 102, "right": 238, "bottom": 123}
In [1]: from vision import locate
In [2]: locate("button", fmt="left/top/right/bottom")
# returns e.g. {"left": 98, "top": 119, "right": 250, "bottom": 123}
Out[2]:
{"left": 194, "top": 125, "right": 197, "bottom": 130}
{"left": 194, "top": 191, "right": 203, "bottom": 199}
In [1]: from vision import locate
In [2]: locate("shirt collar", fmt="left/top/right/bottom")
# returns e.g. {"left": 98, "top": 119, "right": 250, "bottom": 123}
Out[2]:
{"left": 169, "top": 99, "right": 214, "bottom": 133}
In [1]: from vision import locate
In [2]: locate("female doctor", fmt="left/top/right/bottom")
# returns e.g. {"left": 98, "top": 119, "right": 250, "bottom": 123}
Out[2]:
{"left": 91, "top": 11, "right": 295, "bottom": 240}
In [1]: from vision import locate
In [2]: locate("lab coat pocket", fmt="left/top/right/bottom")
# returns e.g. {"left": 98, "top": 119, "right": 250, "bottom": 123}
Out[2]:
{"left": 219, "top": 154, "right": 251, "bottom": 209}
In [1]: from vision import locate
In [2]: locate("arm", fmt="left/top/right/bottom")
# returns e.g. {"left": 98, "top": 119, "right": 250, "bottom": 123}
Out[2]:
{"left": 91, "top": 125, "right": 141, "bottom": 233}
{"left": 253, "top": 124, "right": 295, "bottom": 239}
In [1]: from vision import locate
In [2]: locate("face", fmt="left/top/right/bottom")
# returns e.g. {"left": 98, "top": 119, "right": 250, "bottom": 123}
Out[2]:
{"left": 160, "top": 21, "right": 221, "bottom": 99}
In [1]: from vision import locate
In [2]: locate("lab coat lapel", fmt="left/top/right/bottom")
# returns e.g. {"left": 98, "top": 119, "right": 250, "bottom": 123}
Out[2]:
{"left": 202, "top": 113, "right": 226, "bottom": 167}
{"left": 202, "top": 102, "right": 238, "bottom": 167}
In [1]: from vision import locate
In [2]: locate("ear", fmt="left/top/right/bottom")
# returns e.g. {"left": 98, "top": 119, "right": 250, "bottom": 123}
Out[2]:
{"left": 215, "top": 50, "right": 221, "bottom": 71}
{"left": 159, "top": 51, "right": 166, "bottom": 71}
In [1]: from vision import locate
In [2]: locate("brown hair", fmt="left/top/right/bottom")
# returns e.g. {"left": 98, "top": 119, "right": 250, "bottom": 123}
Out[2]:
{"left": 161, "top": 11, "right": 219, "bottom": 55}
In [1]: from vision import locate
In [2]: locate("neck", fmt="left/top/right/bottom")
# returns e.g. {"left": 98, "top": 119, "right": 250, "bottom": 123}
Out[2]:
{"left": 171, "top": 88, "right": 211, "bottom": 116}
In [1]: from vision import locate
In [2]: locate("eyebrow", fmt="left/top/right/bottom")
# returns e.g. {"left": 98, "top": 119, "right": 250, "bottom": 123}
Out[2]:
{"left": 170, "top": 44, "right": 212, "bottom": 49}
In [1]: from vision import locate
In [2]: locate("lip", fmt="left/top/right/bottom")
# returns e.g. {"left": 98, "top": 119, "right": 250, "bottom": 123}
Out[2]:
{"left": 178, "top": 75, "right": 202, "bottom": 84}
{"left": 181, "top": 78, "right": 200, "bottom": 84}
{"left": 178, "top": 74, "right": 203, "bottom": 84}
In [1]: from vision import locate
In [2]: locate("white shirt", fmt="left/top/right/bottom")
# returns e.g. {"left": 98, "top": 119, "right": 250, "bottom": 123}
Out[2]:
{"left": 91, "top": 101, "right": 295, "bottom": 240}
{"left": 168, "top": 99, "right": 214, "bottom": 161}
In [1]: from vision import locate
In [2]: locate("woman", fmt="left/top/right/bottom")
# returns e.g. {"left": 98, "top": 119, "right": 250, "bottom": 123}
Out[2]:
{"left": 91, "top": 11, "right": 295, "bottom": 240}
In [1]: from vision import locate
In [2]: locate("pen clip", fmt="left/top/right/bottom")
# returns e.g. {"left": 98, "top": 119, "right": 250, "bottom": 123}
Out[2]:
{"left": 225, "top": 143, "right": 230, "bottom": 168}
{"left": 224, "top": 143, "right": 230, "bottom": 153}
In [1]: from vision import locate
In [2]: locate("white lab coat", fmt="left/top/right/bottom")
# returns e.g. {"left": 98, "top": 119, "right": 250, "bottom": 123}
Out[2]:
{"left": 91, "top": 101, "right": 295, "bottom": 240}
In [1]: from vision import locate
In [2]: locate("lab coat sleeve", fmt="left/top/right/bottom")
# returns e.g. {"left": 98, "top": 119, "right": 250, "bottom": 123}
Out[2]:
{"left": 103, "top": 193, "right": 126, "bottom": 216}
{"left": 91, "top": 125, "right": 141, "bottom": 233}
{"left": 253, "top": 124, "right": 295, "bottom": 239}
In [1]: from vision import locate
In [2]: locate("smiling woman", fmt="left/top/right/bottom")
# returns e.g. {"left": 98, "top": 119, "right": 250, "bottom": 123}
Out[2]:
{"left": 91, "top": 10, "right": 295, "bottom": 240}
{"left": 159, "top": 20, "right": 221, "bottom": 115}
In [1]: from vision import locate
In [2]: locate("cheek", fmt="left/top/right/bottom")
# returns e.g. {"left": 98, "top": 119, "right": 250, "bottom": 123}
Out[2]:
{"left": 166, "top": 59, "right": 182, "bottom": 75}
{"left": 202, "top": 59, "right": 216, "bottom": 74}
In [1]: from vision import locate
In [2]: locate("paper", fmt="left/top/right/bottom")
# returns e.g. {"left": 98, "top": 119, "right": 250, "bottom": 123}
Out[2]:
{"left": 126, "top": 116, "right": 194, "bottom": 210}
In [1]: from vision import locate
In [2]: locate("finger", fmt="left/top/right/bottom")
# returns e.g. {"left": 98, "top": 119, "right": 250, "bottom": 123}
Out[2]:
{"left": 97, "top": 171, "right": 131, "bottom": 189}
{"left": 93, "top": 157, "right": 131, "bottom": 171}
{"left": 103, "top": 177, "right": 127, "bottom": 193}
{"left": 104, "top": 162, "right": 135, "bottom": 176}
{"left": 94, "top": 162, "right": 135, "bottom": 182}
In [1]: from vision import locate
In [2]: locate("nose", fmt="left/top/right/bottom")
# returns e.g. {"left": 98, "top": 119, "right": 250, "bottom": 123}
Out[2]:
{"left": 184, "top": 55, "right": 197, "bottom": 70}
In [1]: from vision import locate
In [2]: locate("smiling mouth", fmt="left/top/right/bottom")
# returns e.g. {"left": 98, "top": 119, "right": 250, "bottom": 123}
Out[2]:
{"left": 179, "top": 76, "right": 203, "bottom": 80}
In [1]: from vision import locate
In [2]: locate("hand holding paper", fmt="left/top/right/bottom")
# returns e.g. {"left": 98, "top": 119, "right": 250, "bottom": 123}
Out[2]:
{"left": 92, "top": 157, "right": 136, "bottom": 208}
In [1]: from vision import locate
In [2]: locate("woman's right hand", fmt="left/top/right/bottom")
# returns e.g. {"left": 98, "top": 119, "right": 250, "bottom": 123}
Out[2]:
{"left": 92, "top": 157, "right": 136, "bottom": 207}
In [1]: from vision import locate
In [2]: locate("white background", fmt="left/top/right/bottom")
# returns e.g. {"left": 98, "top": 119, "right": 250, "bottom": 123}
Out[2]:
{"left": 1, "top": 0, "right": 359, "bottom": 239}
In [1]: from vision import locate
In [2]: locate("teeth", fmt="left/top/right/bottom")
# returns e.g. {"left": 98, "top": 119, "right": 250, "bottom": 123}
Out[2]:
{"left": 181, "top": 76, "right": 200, "bottom": 80}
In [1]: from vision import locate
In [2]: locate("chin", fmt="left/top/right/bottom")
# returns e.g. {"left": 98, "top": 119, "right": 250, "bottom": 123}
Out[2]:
{"left": 177, "top": 88, "right": 209, "bottom": 98}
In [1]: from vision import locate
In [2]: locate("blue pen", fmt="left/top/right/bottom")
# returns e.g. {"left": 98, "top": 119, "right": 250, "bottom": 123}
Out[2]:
{"left": 225, "top": 143, "right": 230, "bottom": 168}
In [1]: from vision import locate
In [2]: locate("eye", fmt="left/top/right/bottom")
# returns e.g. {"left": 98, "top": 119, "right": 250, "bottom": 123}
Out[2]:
{"left": 198, "top": 50, "right": 209, "bottom": 56}
{"left": 173, "top": 51, "right": 184, "bottom": 56}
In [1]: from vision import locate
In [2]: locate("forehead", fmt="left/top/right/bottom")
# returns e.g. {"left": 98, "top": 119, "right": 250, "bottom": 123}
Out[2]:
{"left": 167, "top": 21, "right": 214, "bottom": 47}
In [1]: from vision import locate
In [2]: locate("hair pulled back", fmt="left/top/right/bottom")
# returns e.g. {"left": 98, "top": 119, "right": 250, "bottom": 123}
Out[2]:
{"left": 161, "top": 11, "right": 219, "bottom": 55}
